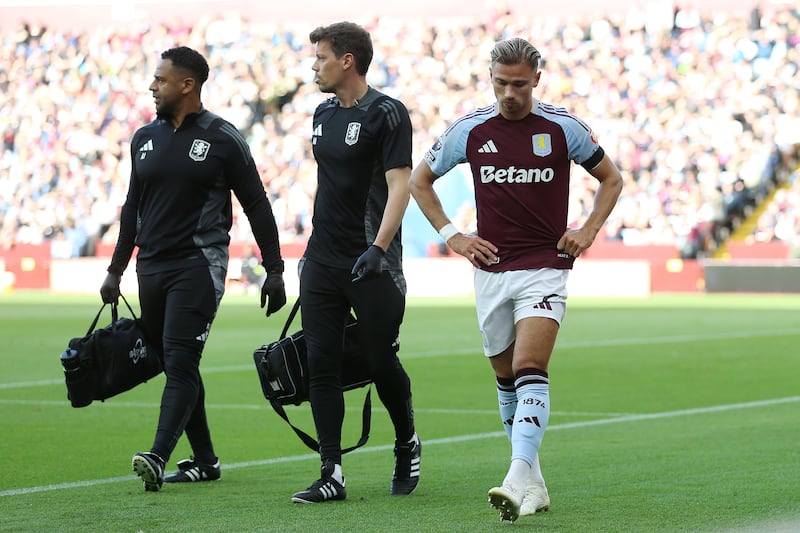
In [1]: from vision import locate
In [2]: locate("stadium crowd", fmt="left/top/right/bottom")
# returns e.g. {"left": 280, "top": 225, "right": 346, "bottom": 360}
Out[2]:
{"left": 1, "top": 2, "right": 798, "bottom": 260}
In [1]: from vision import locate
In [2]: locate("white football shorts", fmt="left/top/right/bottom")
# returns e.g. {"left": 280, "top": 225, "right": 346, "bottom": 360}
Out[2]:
{"left": 474, "top": 268, "right": 569, "bottom": 357}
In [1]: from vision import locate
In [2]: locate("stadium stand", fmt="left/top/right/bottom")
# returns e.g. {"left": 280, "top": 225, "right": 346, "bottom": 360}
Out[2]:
{"left": 0, "top": 1, "right": 798, "bottom": 269}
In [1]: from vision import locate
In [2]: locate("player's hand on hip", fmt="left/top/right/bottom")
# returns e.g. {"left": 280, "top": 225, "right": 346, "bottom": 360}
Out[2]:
{"left": 100, "top": 272, "right": 121, "bottom": 304}
{"left": 557, "top": 228, "right": 595, "bottom": 258}
{"left": 449, "top": 233, "right": 499, "bottom": 269}
{"left": 261, "top": 272, "right": 287, "bottom": 317}
{"left": 352, "top": 244, "right": 385, "bottom": 283}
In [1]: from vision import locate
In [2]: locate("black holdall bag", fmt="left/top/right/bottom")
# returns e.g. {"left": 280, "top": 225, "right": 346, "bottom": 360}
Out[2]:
{"left": 60, "top": 294, "right": 162, "bottom": 408}
{"left": 254, "top": 299, "right": 375, "bottom": 453}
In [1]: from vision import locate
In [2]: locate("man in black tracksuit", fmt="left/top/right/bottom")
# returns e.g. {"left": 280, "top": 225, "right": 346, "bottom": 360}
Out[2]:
{"left": 100, "top": 46, "right": 286, "bottom": 492}
{"left": 290, "top": 22, "right": 420, "bottom": 504}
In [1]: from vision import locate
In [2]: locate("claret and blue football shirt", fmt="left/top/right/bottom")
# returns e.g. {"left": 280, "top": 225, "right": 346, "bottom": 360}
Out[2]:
{"left": 423, "top": 100, "right": 604, "bottom": 271}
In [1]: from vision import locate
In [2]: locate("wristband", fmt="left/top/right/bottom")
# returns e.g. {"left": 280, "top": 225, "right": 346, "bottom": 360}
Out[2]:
{"left": 438, "top": 223, "right": 459, "bottom": 242}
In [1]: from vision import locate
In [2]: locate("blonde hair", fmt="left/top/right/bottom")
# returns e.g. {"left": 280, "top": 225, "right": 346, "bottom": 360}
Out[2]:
{"left": 490, "top": 38, "right": 541, "bottom": 70}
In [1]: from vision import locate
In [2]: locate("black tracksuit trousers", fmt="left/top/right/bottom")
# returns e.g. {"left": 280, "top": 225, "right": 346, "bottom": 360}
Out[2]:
{"left": 137, "top": 264, "right": 225, "bottom": 465}
{"left": 299, "top": 258, "right": 415, "bottom": 465}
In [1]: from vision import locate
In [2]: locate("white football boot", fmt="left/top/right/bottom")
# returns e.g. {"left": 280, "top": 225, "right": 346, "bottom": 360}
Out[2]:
{"left": 488, "top": 481, "right": 524, "bottom": 523}
{"left": 520, "top": 480, "right": 550, "bottom": 516}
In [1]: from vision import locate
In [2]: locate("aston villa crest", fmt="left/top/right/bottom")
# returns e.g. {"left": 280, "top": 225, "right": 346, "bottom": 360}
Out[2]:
{"left": 532, "top": 134, "right": 552, "bottom": 157}
{"left": 189, "top": 139, "right": 211, "bottom": 161}
{"left": 345, "top": 122, "right": 361, "bottom": 146}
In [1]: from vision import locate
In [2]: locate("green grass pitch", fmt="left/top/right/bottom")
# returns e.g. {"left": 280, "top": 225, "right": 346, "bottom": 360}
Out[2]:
{"left": 1, "top": 291, "right": 798, "bottom": 532}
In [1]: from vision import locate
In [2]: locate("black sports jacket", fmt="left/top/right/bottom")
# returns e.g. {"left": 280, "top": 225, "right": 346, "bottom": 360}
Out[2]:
{"left": 109, "top": 108, "right": 283, "bottom": 276}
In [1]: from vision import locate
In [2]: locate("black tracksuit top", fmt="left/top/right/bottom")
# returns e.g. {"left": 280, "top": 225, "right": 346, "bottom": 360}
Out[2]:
{"left": 108, "top": 108, "right": 282, "bottom": 276}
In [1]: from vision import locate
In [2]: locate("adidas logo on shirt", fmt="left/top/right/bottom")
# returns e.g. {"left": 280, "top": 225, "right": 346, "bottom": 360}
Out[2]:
{"left": 478, "top": 140, "right": 498, "bottom": 153}
{"left": 139, "top": 139, "right": 154, "bottom": 160}
{"left": 312, "top": 124, "right": 322, "bottom": 145}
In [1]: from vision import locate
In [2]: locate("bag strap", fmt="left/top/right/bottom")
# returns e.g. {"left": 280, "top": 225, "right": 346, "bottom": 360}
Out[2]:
{"left": 273, "top": 299, "right": 370, "bottom": 453}
{"left": 85, "top": 303, "right": 110, "bottom": 336}
{"left": 280, "top": 299, "right": 357, "bottom": 339}
{"left": 269, "top": 386, "right": 372, "bottom": 454}
{"left": 119, "top": 293, "right": 139, "bottom": 321}
{"left": 86, "top": 295, "right": 141, "bottom": 336}
{"left": 280, "top": 299, "right": 301, "bottom": 339}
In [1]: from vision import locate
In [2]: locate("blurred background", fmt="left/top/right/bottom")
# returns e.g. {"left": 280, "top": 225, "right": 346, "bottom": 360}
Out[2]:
{"left": 1, "top": 0, "right": 798, "bottom": 296}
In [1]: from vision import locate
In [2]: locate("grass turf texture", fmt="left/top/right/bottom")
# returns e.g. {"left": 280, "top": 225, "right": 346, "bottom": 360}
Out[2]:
{"left": 1, "top": 292, "right": 798, "bottom": 532}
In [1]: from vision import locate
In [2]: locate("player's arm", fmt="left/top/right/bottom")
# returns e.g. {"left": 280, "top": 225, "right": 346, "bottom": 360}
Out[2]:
{"left": 368, "top": 97, "right": 413, "bottom": 253}
{"left": 221, "top": 123, "right": 286, "bottom": 313}
{"left": 108, "top": 136, "right": 144, "bottom": 275}
{"left": 352, "top": 165, "right": 410, "bottom": 283}
{"left": 409, "top": 161, "right": 498, "bottom": 268}
{"left": 372, "top": 166, "right": 411, "bottom": 252}
{"left": 557, "top": 153, "right": 623, "bottom": 257}
{"left": 224, "top": 124, "right": 283, "bottom": 273}
{"left": 408, "top": 162, "right": 449, "bottom": 239}
{"left": 101, "top": 138, "right": 143, "bottom": 304}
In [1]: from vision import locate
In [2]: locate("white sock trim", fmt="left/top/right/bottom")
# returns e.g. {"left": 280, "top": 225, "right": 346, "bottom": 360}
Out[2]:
{"left": 331, "top": 463, "right": 344, "bottom": 484}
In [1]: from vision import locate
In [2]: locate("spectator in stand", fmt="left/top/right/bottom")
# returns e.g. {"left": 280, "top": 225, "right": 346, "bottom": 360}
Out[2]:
{"left": 239, "top": 244, "right": 266, "bottom": 294}
{"left": 1, "top": 4, "right": 798, "bottom": 258}
{"left": 753, "top": 172, "right": 800, "bottom": 247}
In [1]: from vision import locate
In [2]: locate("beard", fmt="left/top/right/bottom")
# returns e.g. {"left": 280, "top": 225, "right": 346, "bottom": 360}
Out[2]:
{"left": 154, "top": 99, "right": 176, "bottom": 121}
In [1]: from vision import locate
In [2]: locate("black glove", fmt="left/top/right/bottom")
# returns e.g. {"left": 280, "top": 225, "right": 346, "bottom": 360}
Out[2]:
{"left": 352, "top": 244, "right": 385, "bottom": 283}
{"left": 100, "top": 272, "right": 121, "bottom": 304}
{"left": 260, "top": 271, "right": 286, "bottom": 317}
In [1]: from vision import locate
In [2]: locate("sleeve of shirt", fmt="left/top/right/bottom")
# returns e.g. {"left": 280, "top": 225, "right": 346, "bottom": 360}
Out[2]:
{"left": 425, "top": 120, "right": 470, "bottom": 177}
{"left": 221, "top": 122, "right": 284, "bottom": 273}
{"left": 107, "top": 132, "right": 142, "bottom": 275}
{"left": 562, "top": 113, "right": 602, "bottom": 166}
{"left": 378, "top": 97, "right": 413, "bottom": 171}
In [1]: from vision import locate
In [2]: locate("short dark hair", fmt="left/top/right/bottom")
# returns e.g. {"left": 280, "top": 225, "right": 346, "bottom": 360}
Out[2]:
{"left": 161, "top": 46, "right": 209, "bottom": 86}
{"left": 309, "top": 22, "right": 373, "bottom": 76}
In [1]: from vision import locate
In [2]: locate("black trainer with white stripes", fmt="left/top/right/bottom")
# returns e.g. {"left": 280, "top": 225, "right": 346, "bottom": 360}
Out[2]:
{"left": 291, "top": 461, "right": 347, "bottom": 503}
{"left": 391, "top": 432, "right": 421, "bottom": 495}
{"left": 163, "top": 457, "right": 221, "bottom": 483}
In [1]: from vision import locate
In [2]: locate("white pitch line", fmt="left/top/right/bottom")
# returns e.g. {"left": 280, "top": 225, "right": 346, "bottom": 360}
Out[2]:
{"left": 553, "top": 328, "right": 800, "bottom": 349}
{"left": 2, "top": 395, "right": 798, "bottom": 498}
{"left": 0, "top": 399, "right": 635, "bottom": 418}
{"left": 0, "top": 379, "right": 63, "bottom": 389}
